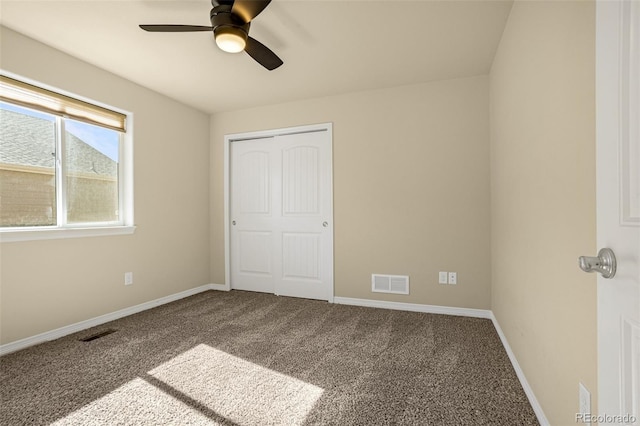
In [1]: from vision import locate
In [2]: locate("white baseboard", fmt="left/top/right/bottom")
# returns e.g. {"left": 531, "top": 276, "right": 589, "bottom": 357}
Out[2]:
{"left": 0, "top": 283, "right": 225, "bottom": 356}
{"left": 490, "top": 312, "right": 550, "bottom": 426}
{"left": 333, "top": 296, "right": 492, "bottom": 319}
{"left": 208, "top": 283, "right": 230, "bottom": 291}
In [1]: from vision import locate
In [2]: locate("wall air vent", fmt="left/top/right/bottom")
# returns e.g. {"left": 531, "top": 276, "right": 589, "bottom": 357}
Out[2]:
{"left": 371, "top": 274, "right": 409, "bottom": 295}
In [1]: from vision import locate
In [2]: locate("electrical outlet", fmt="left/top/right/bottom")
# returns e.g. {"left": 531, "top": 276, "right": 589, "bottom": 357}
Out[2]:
{"left": 439, "top": 271, "right": 448, "bottom": 284}
{"left": 124, "top": 272, "right": 133, "bottom": 286}
{"left": 448, "top": 272, "right": 457, "bottom": 285}
{"left": 579, "top": 382, "right": 591, "bottom": 424}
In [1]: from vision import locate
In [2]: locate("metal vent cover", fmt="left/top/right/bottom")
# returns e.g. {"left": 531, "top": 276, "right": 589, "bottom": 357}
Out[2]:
{"left": 371, "top": 274, "right": 409, "bottom": 295}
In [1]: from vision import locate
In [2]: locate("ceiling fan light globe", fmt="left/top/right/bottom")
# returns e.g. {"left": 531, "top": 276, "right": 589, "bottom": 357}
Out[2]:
{"left": 215, "top": 27, "right": 247, "bottom": 53}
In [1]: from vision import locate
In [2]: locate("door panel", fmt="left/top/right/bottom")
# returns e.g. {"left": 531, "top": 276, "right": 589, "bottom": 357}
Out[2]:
{"left": 282, "top": 233, "right": 321, "bottom": 280}
{"left": 238, "top": 231, "right": 272, "bottom": 275}
{"left": 282, "top": 145, "right": 320, "bottom": 215}
{"left": 238, "top": 151, "right": 270, "bottom": 215}
{"left": 229, "top": 127, "right": 333, "bottom": 301}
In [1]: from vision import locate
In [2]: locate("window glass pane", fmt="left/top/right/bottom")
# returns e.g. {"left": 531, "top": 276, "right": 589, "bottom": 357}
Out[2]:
{"left": 0, "top": 102, "right": 57, "bottom": 227}
{"left": 65, "top": 119, "right": 119, "bottom": 224}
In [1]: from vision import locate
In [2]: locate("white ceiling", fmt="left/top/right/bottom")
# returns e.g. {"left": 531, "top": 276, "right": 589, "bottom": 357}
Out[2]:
{"left": 0, "top": 0, "right": 513, "bottom": 114}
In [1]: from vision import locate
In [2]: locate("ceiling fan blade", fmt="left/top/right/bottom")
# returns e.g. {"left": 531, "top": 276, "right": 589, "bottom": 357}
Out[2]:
{"left": 244, "top": 36, "right": 283, "bottom": 70}
{"left": 139, "top": 24, "right": 213, "bottom": 32}
{"left": 232, "top": 0, "right": 271, "bottom": 23}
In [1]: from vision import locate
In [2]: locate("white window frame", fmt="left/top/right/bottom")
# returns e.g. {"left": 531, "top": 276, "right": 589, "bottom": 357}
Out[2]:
{"left": 0, "top": 74, "right": 135, "bottom": 243}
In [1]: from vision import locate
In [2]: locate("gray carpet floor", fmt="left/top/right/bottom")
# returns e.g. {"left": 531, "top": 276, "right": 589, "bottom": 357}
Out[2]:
{"left": 0, "top": 290, "right": 538, "bottom": 425}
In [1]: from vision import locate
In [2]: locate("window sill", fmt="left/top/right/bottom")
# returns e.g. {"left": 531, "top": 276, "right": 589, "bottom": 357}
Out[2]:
{"left": 0, "top": 225, "right": 136, "bottom": 243}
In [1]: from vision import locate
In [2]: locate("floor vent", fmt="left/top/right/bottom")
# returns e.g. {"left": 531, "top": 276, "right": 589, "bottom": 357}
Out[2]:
{"left": 371, "top": 274, "right": 409, "bottom": 295}
{"left": 79, "top": 329, "right": 117, "bottom": 342}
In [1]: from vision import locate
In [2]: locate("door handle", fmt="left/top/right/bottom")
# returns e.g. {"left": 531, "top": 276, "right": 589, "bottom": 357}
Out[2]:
{"left": 322, "top": 221, "right": 329, "bottom": 227}
{"left": 578, "top": 248, "right": 616, "bottom": 279}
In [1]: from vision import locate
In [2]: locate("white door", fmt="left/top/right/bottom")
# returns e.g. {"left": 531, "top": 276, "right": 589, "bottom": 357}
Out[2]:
{"left": 596, "top": 0, "right": 640, "bottom": 422}
{"left": 229, "top": 126, "right": 333, "bottom": 301}
{"left": 230, "top": 137, "right": 276, "bottom": 294}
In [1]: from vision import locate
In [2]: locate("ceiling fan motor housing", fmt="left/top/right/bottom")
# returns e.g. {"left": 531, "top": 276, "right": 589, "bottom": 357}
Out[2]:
{"left": 210, "top": 3, "right": 250, "bottom": 41}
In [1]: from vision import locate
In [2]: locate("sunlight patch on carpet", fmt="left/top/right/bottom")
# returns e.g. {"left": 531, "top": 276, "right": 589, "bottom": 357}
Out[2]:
{"left": 148, "top": 344, "right": 324, "bottom": 425}
{"left": 50, "top": 377, "right": 215, "bottom": 425}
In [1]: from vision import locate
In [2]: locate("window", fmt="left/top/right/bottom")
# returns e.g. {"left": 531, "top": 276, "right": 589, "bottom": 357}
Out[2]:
{"left": 0, "top": 74, "right": 133, "bottom": 241}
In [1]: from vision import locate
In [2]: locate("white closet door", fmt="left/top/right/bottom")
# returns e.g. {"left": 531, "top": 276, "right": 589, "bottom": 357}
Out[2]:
{"left": 275, "top": 131, "right": 333, "bottom": 300}
{"left": 230, "top": 129, "right": 333, "bottom": 301}
{"left": 230, "top": 138, "right": 276, "bottom": 294}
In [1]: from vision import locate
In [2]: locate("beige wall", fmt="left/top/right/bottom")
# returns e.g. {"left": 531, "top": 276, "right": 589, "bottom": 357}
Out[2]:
{"left": 0, "top": 27, "right": 211, "bottom": 344}
{"left": 211, "top": 76, "right": 491, "bottom": 309}
{"left": 490, "top": 1, "right": 597, "bottom": 424}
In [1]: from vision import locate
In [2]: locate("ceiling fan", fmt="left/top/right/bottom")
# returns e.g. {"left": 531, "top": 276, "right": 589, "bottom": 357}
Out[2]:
{"left": 140, "top": 0, "right": 283, "bottom": 71}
